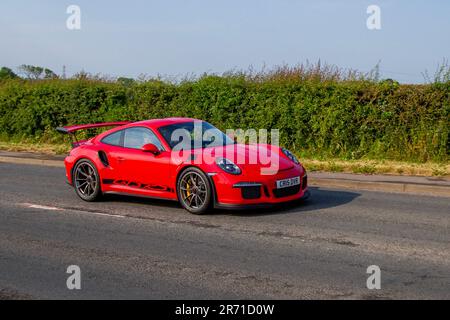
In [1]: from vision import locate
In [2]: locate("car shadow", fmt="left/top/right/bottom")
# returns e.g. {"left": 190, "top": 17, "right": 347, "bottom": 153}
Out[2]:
{"left": 214, "top": 187, "right": 361, "bottom": 217}
{"left": 98, "top": 187, "right": 360, "bottom": 216}
{"left": 101, "top": 193, "right": 182, "bottom": 209}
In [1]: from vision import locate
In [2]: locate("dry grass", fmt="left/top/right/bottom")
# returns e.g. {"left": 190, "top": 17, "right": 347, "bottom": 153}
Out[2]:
{"left": 302, "top": 159, "right": 449, "bottom": 177}
{"left": 0, "top": 140, "right": 69, "bottom": 155}
{"left": 0, "top": 140, "right": 448, "bottom": 177}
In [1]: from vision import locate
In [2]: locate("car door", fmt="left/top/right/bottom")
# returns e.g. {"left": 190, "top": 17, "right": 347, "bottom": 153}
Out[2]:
{"left": 97, "top": 129, "right": 127, "bottom": 186}
{"left": 118, "top": 127, "right": 176, "bottom": 197}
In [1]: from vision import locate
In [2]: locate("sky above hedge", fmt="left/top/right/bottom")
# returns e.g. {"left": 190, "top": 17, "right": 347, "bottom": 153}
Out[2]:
{"left": 0, "top": 0, "right": 449, "bottom": 83}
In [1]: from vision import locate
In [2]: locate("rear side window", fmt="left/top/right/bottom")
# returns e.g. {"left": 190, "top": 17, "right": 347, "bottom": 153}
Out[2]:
{"left": 101, "top": 130, "right": 122, "bottom": 146}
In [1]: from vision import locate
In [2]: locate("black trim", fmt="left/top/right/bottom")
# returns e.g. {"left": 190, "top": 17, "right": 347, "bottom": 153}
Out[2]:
{"left": 103, "top": 191, "right": 178, "bottom": 202}
{"left": 302, "top": 175, "right": 308, "bottom": 190}
{"left": 215, "top": 202, "right": 274, "bottom": 210}
{"left": 98, "top": 151, "right": 109, "bottom": 167}
{"left": 272, "top": 184, "right": 301, "bottom": 198}
{"left": 232, "top": 182, "right": 263, "bottom": 200}
{"left": 205, "top": 174, "right": 218, "bottom": 207}
{"left": 57, "top": 126, "right": 79, "bottom": 147}
{"left": 101, "top": 179, "right": 173, "bottom": 192}
{"left": 263, "top": 185, "right": 270, "bottom": 197}
{"left": 214, "top": 190, "right": 310, "bottom": 210}
{"left": 241, "top": 186, "right": 261, "bottom": 199}
{"left": 56, "top": 127, "right": 70, "bottom": 134}
{"left": 232, "top": 182, "right": 263, "bottom": 188}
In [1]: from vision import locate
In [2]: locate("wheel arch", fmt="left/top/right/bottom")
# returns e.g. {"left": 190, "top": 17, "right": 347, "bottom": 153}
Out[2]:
{"left": 175, "top": 165, "right": 218, "bottom": 206}
{"left": 71, "top": 156, "right": 102, "bottom": 191}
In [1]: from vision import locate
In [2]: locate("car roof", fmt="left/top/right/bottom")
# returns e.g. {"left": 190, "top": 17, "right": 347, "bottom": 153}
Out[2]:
{"left": 130, "top": 117, "right": 200, "bottom": 129}
{"left": 93, "top": 117, "right": 202, "bottom": 146}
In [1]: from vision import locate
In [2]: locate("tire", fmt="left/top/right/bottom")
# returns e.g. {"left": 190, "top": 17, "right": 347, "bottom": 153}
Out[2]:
{"left": 177, "top": 167, "right": 212, "bottom": 214}
{"left": 73, "top": 159, "right": 102, "bottom": 202}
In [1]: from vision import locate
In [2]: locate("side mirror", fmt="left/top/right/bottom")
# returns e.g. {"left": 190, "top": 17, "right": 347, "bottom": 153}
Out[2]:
{"left": 141, "top": 143, "right": 160, "bottom": 155}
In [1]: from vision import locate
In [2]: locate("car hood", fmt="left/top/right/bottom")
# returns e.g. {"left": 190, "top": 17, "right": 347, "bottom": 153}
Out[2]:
{"left": 193, "top": 143, "right": 294, "bottom": 173}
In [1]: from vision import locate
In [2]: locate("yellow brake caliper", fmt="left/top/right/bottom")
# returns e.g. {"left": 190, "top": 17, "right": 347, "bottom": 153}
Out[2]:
{"left": 186, "top": 182, "right": 191, "bottom": 197}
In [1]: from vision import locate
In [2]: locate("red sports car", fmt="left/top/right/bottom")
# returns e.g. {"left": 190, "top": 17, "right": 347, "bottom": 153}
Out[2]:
{"left": 57, "top": 118, "right": 309, "bottom": 214}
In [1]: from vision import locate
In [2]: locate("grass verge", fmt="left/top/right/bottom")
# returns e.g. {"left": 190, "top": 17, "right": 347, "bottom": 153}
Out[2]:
{"left": 0, "top": 140, "right": 69, "bottom": 155}
{"left": 302, "top": 159, "right": 449, "bottom": 177}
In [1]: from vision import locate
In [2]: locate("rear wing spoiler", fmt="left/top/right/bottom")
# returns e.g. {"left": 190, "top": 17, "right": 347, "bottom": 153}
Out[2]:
{"left": 56, "top": 121, "right": 131, "bottom": 147}
{"left": 56, "top": 121, "right": 131, "bottom": 134}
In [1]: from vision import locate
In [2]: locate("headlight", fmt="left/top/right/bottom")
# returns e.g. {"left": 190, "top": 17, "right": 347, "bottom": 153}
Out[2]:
{"left": 215, "top": 157, "right": 241, "bottom": 175}
{"left": 281, "top": 148, "right": 300, "bottom": 164}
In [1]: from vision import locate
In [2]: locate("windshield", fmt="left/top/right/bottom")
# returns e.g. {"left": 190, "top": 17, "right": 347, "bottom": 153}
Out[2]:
{"left": 158, "top": 121, "right": 234, "bottom": 150}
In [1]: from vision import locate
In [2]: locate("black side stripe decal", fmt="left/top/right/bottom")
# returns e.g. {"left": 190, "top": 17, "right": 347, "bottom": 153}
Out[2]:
{"left": 102, "top": 179, "right": 173, "bottom": 193}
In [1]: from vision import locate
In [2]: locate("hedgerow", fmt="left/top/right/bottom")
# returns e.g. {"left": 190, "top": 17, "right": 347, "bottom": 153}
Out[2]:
{"left": 0, "top": 75, "right": 448, "bottom": 162}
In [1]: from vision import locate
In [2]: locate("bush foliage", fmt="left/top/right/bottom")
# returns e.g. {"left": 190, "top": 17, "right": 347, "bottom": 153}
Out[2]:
{"left": 0, "top": 75, "right": 448, "bottom": 162}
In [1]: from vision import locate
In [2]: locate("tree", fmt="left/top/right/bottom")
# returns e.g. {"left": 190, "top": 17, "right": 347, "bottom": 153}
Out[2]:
{"left": 0, "top": 67, "right": 19, "bottom": 80}
{"left": 44, "top": 68, "right": 58, "bottom": 79}
{"left": 18, "top": 65, "right": 58, "bottom": 79}
{"left": 18, "top": 65, "right": 43, "bottom": 79}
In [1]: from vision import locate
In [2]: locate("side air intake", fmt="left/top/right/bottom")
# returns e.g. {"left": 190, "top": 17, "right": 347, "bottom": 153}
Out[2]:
{"left": 98, "top": 151, "right": 109, "bottom": 167}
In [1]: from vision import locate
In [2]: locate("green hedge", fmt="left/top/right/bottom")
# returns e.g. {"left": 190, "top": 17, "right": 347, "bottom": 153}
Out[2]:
{"left": 0, "top": 77, "right": 448, "bottom": 162}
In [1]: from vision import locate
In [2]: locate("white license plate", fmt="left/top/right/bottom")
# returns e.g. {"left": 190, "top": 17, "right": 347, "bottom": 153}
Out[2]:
{"left": 276, "top": 176, "right": 300, "bottom": 189}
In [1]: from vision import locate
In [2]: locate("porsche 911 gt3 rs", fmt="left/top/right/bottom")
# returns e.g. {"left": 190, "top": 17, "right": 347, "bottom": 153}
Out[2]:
{"left": 57, "top": 118, "right": 310, "bottom": 214}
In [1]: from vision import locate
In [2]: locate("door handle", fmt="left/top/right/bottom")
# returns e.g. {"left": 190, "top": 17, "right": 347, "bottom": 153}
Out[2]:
{"left": 117, "top": 157, "right": 125, "bottom": 162}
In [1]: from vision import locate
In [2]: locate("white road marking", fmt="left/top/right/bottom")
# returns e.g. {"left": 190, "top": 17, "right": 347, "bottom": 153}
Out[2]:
{"left": 21, "top": 203, "right": 126, "bottom": 219}
{"left": 23, "top": 203, "right": 63, "bottom": 211}
{"left": 78, "top": 211, "right": 126, "bottom": 219}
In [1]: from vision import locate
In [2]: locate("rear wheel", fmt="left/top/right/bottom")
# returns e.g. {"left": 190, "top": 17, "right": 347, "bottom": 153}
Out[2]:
{"left": 73, "top": 159, "right": 101, "bottom": 201}
{"left": 177, "top": 168, "right": 212, "bottom": 214}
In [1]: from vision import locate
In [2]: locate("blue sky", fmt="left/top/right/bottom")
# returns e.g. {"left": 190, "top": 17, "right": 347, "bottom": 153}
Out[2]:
{"left": 1, "top": 0, "right": 449, "bottom": 83}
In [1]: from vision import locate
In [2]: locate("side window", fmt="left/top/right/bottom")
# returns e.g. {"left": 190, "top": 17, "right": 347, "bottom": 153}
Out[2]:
{"left": 101, "top": 130, "right": 123, "bottom": 146}
{"left": 123, "top": 127, "right": 164, "bottom": 150}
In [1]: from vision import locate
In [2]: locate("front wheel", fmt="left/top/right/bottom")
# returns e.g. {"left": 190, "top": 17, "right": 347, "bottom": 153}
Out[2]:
{"left": 177, "top": 168, "right": 212, "bottom": 214}
{"left": 73, "top": 159, "right": 102, "bottom": 201}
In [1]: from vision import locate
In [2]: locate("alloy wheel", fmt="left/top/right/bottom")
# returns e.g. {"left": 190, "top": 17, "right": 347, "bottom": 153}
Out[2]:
{"left": 179, "top": 171, "right": 208, "bottom": 211}
{"left": 74, "top": 161, "right": 99, "bottom": 199}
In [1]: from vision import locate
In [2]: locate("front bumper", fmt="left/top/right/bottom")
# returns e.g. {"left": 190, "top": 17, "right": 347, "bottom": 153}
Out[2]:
{"left": 214, "top": 189, "right": 310, "bottom": 210}
{"left": 64, "top": 155, "right": 76, "bottom": 186}
{"left": 210, "top": 165, "right": 309, "bottom": 207}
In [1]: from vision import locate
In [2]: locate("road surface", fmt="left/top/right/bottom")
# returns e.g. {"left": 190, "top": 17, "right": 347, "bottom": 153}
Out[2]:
{"left": 0, "top": 162, "right": 448, "bottom": 299}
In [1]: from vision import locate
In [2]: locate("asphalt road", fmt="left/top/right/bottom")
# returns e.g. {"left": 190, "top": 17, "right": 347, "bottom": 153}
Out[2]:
{"left": 0, "top": 162, "right": 449, "bottom": 299}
